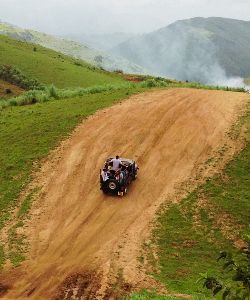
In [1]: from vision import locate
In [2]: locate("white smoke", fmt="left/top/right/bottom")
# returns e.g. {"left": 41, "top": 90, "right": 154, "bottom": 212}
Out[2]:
{"left": 216, "top": 75, "right": 250, "bottom": 90}
{"left": 113, "top": 21, "right": 250, "bottom": 90}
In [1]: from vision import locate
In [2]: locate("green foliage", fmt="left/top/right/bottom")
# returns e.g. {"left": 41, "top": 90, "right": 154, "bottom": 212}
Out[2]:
{"left": 0, "top": 65, "right": 44, "bottom": 90}
{"left": 1, "top": 78, "right": 246, "bottom": 110}
{"left": 48, "top": 84, "right": 59, "bottom": 99}
{"left": 147, "top": 112, "right": 249, "bottom": 296}
{"left": 0, "top": 83, "right": 135, "bottom": 109}
{"left": 0, "top": 35, "right": 125, "bottom": 88}
{"left": 140, "top": 78, "right": 246, "bottom": 92}
{"left": 125, "top": 290, "right": 184, "bottom": 299}
{"left": 199, "top": 235, "right": 250, "bottom": 299}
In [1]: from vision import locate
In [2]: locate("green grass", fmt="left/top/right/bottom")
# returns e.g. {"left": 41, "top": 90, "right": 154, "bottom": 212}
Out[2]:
{"left": 1, "top": 78, "right": 246, "bottom": 110}
{"left": 124, "top": 290, "right": 185, "bottom": 300}
{"left": 203, "top": 146, "right": 250, "bottom": 236}
{"left": 0, "top": 82, "right": 134, "bottom": 109}
{"left": 0, "top": 35, "right": 124, "bottom": 88}
{"left": 17, "top": 188, "right": 40, "bottom": 219}
{"left": 7, "top": 221, "right": 26, "bottom": 267}
{"left": 125, "top": 290, "right": 207, "bottom": 300}
{"left": 145, "top": 110, "right": 250, "bottom": 298}
{"left": 152, "top": 199, "right": 235, "bottom": 296}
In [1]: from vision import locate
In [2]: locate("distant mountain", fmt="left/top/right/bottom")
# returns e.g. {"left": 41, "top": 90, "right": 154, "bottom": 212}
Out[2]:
{"left": 65, "top": 32, "right": 135, "bottom": 51}
{"left": 112, "top": 17, "right": 250, "bottom": 85}
{"left": 0, "top": 22, "right": 146, "bottom": 75}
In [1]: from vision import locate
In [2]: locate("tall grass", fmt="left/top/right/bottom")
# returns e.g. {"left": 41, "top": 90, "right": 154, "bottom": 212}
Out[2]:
{"left": 0, "top": 83, "right": 134, "bottom": 109}
{"left": 140, "top": 78, "right": 247, "bottom": 92}
{"left": 0, "top": 79, "right": 247, "bottom": 110}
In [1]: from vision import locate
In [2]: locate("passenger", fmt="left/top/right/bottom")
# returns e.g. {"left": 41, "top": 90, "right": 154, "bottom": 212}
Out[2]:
{"left": 101, "top": 167, "right": 109, "bottom": 182}
{"left": 115, "top": 169, "right": 123, "bottom": 183}
{"left": 111, "top": 155, "right": 122, "bottom": 171}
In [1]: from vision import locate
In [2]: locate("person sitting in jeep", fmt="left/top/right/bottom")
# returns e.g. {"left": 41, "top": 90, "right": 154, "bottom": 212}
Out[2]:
{"left": 101, "top": 166, "right": 109, "bottom": 182}
{"left": 111, "top": 155, "right": 122, "bottom": 171}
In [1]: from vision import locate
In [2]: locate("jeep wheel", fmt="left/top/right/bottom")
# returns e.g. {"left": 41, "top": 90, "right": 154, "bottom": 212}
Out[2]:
{"left": 107, "top": 179, "right": 118, "bottom": 192}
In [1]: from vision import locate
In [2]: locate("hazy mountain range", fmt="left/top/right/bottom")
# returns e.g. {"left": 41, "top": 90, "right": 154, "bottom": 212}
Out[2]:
{"left": 112, "top": 17, "right": 250, "bottom": 85}
{"left": 0, "top": 22, "right": 146, "bottom": 75}
{"left": 1, "top": 17, "right": 250, "bottom": 86}
{"left": 65, "top": 32, "right": 135, "bottom": 51}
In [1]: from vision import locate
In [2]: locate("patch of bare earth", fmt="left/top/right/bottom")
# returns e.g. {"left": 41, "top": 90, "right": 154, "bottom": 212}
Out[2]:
{"left": 0, "top": 79, "right": 24, "bottom": 98}
{"left": 1, "top": 88, "right": 249, "bottom": 299}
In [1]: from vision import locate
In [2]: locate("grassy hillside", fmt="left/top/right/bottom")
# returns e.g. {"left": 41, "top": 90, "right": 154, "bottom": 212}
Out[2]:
{"left": 128, "top": 109, "right": 250, "bottom": 299}
{"left": 113, "top": 17, "right": 250, "bottom": 84}
{"left": 0, "top": 22, "right": 146, "bottom": 74}
{"left": 0, "top": 35, "right": 124, "bottom": 88}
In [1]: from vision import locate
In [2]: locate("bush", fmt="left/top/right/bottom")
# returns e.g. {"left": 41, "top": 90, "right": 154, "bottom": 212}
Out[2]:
{"left": 0, "top": 65, "right": 44, "bottom": 90}
{"left": 139, "top": 79, "right": 168, "bottom": 88}
{"left": 47, "top": 85, "right": 59, "bottom": 99}
{"left": 199, "top": 235, "right": 250, "bottom": 299}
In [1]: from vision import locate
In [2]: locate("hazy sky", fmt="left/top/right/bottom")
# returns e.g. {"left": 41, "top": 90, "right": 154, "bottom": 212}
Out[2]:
{"left": 1, "top": 0, "right": 250, "bottom": 35}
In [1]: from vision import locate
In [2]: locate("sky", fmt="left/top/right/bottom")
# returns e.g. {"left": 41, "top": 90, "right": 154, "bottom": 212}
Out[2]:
{"left": 0, "top": 0, "right": 250, "bottom": 35}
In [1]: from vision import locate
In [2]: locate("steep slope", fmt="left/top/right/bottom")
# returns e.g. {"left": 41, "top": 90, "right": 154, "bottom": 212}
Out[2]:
{"left": 113, "top": 17, "right": 250, "bottom": 84}
{"left": 0, "top": 22, "right": 146, "bottom": 74}
{"left": 1, "top": 88, "right": 248, "bottom": 299}
{"left": 0, "top": 35, "right": 124, "bottom": 88}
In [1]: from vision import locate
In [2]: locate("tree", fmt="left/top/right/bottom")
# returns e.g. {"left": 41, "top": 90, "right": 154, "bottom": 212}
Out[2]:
{"left": 199, "top": 235, "right": 250, "bottom": 299}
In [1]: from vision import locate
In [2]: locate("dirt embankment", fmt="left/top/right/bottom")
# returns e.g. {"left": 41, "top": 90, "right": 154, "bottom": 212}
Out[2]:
{"left": 0, "top": 79, "right": 24, "bottom": 98}
{"left": 1, "top": 88, "right": 248, "bottom": 299}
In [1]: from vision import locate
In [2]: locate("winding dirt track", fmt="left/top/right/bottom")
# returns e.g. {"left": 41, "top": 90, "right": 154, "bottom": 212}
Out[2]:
{"left": 2, "top": 88, "right": 248, "bottom": 299}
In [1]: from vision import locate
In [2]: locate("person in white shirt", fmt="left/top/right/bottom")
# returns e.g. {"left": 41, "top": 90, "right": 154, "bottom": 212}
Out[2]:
{"left": 101, "top": 167, "right": 109, "bottom": 182}
{"left": 111, "top": 155, "right": 122, "bottom": 171}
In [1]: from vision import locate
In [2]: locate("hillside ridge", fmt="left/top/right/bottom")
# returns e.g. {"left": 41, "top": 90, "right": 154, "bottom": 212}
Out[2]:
{"left": 0, "top": 21, "right": 146, "bottom": 75}
{"left": 112, "top": 17, "right": 250, "bottom": 85}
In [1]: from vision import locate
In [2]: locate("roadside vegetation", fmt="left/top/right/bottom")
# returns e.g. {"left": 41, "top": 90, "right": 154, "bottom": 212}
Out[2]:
{"left": 128, "top": 108, "right": 249, "bottom": 299}
{"left": 125, "top": 291, "right": 184, "bottom": 300}
{"left": 0, "top": 77, "right": 246, "bottom": 110}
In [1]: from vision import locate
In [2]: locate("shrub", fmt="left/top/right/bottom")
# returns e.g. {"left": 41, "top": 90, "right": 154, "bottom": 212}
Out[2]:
{"left": 47, "top": 85, "right": 59, "bottom": 99}
{"left": 114, "top": 69, "right": 124, "bottom": 74}
{"left": 74, "top": 60, "right": 83, "bottom": 67}
{"left": 0, "top": 65, "right": 44, "bottom": 90}
{"left": 199, "top": 235, "right": 250, "bottom": 299}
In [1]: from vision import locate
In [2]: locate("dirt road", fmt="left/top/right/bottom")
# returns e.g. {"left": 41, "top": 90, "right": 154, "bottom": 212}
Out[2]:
{"left": 2, "top": 88, "right": 248, "bottom": 299}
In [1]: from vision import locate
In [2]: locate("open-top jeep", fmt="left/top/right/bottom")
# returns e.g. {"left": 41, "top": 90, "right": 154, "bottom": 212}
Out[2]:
{"left": 100, "top": 157, "right": 139, "bottom": 196}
